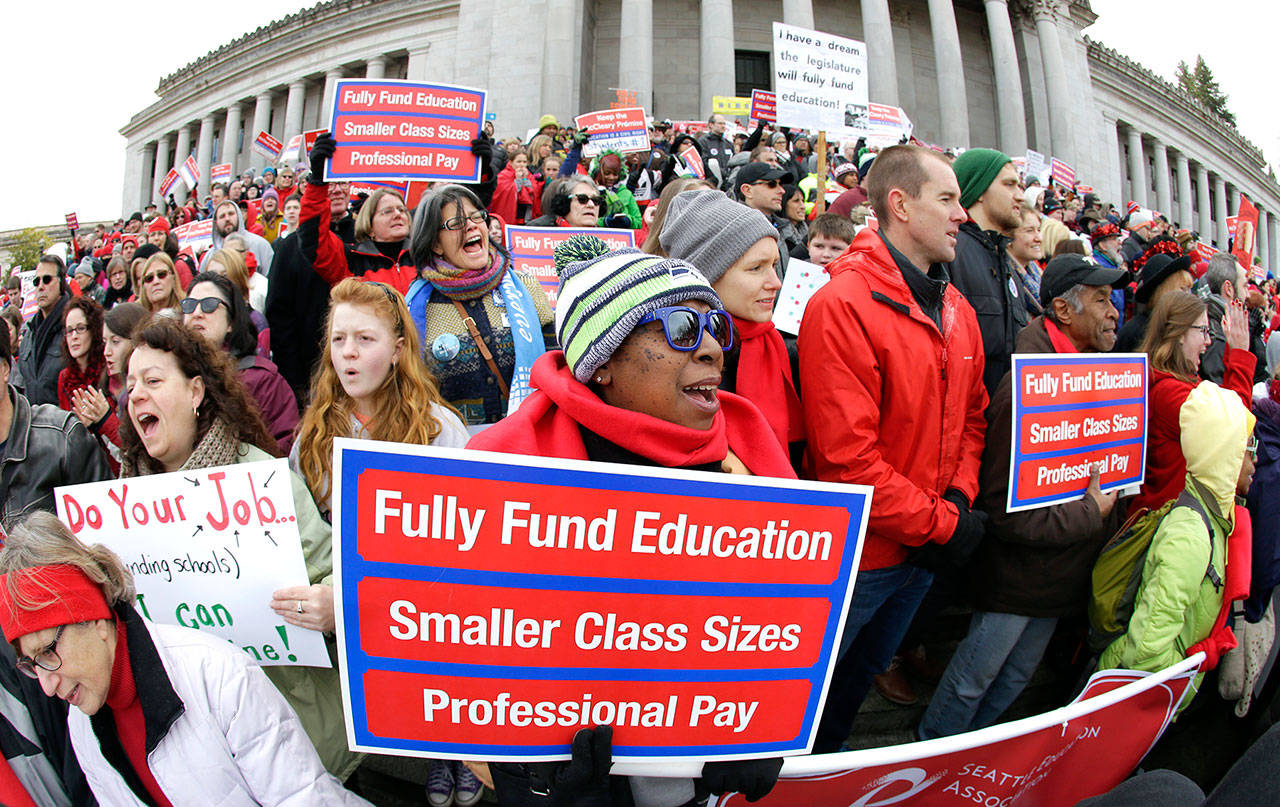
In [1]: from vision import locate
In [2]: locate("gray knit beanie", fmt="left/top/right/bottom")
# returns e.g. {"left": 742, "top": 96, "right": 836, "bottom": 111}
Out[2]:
{"left": 658, "top": 189, "right": 780, "bottom": 284}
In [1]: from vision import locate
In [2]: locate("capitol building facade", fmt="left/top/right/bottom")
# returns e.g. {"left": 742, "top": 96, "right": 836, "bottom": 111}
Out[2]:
{"left": 120, "top": 0, "right": 1280, "bottom": 266}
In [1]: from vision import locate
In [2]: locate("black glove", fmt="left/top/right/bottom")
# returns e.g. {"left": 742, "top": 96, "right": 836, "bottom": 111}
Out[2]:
{"left": 942, "top": 488, "right": 971, "bottom": 514}
{"left": 471, "top": 136, "right": 495, "bottom": 177}
{"left": 574, "top": 130, "right": 591, "bottom": 148}
{"left": 698, "top": 758, "right": 783, "bottom": 803}
{"left": 907, "top": 501, "right": 987, "bottom": 573}
{"left": 309, "top": 132, "right": 336, "bottom": 183}
{"left": 492, "top": 727, "right": 612, "bottom": 807}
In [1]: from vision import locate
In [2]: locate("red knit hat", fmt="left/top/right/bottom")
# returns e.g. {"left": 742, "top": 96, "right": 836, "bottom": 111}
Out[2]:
{"left": 147, "top": 216, "right": 170, "bottom": 234}
{"left": 0, "top": 565, "right": 112, "bottom": 643}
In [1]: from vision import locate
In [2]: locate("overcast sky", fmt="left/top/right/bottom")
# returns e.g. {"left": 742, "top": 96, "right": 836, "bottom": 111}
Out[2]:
{"left": 2, "top": 0, "right": 1276, "bottom": 231}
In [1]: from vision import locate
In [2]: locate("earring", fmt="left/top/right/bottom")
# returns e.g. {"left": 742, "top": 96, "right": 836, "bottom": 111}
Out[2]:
{"left": 193, "top": 403, "right": 199, "bottom": 416}
{"left": 594, "top": 376, "right": 602, "bottom": 383}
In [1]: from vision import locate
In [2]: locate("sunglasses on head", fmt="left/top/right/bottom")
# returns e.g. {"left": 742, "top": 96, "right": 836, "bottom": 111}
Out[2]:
{"left": 571, "top": 193, "right": 605, "bottom": 207}
{"left": 636, "top": 306, "right": 734, "bottom": 352}
{"left": 180, "top": 297, "right": 226, "bottom": 315}
{"left": 34, "top": 274, "right": 57, "bottom": 287}
{"left": 143, "top": 270, "right": 170, "bottom": 284}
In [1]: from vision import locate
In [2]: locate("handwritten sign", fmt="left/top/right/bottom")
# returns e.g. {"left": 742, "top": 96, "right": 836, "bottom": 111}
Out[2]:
{"left": 55, "top": 460, "right": 330, "bottom": 667}
{"left": 707, "top": 655, "right": 1200, "bottom": 806}
{"left": 1023, "top": 149, "right": 1051, "bottom": 186}
{"left": 772, "top": 22, "right": 868, "bottom": 137}
{"left": 333, "top": 441, "right": 870, "bottom": 762}
{"left": 253, "top": 131, "right": 283, "bottom": 162}
{"left": 325, "top": 79, "right": 485, "bottom": 183}
{"left": 772, "top": 259, "right": 829, "bottom": 335}
{"left": 750, "top": 90, "right": 777, "bottom": 124}
{"left": 505, "top": 225, "right": 635, "bottom": 305}
{"left": 574, "top": 107, "right": 651, "bottom": 157}
{"left": 1008, "top": 354, "right": 1148, "bottom": 512}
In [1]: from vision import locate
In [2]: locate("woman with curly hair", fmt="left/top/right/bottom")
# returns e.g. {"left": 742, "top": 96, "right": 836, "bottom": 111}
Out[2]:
{"left": 57, "top": 297, "right": 107, "bottom": 413}
{"left": 117, "top": 317, "right": 363, "bottom": 782}
{"left": 293, "top": 278, "right": 468, "bottom": 519}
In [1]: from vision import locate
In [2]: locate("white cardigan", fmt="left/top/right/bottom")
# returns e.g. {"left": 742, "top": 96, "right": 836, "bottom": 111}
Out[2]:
{"left": 67, "top": 620, "right": 369, "bottom": 806}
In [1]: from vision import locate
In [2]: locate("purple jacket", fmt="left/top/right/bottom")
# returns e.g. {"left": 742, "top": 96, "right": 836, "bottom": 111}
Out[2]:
{"left": 237, "top": 356, "right": 299, "bottom": 454}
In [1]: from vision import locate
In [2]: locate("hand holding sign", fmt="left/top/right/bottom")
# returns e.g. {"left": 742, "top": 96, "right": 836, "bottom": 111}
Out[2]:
{"left": 310, "top": 132, "right": 336, "bottom": 180}
{"left": 1085, "top": 463, "right": 1118, "bottom": 518}
{"left": 270, "top": 583, "right": 336, "bottom": 633}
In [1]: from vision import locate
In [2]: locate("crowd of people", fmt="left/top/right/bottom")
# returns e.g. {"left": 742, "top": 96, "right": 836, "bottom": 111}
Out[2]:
{"left": 0, "top": 104, "right": 1278, "bottom": 807}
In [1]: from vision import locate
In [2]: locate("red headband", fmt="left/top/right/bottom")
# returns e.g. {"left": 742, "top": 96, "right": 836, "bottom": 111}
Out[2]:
{"left": 0, "top": 565, "right": 112, "bottom": 643}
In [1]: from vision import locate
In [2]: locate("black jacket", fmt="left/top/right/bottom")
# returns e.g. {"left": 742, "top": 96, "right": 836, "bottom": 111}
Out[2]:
{"left": 18, "top": 295, "right": 67, "bottom": 406}
{"left": 1199, "top": 294, "right": 1268, "bottom": 386}
{"left": 0, "top": 384, "right": 112, "bottom": 527}
{"left": 946, "top": 221, "right": 1029, "bottom": 396}
{"left": 265, "top": 217, "right": 355, "bottom": 403}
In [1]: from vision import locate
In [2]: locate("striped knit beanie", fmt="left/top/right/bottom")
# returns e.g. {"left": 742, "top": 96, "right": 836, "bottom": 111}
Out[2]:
{"left": 554, "top": 235, "right": 722, "bottom": 383}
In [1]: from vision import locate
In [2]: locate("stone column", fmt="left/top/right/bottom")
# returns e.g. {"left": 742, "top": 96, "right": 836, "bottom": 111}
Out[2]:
{"left": 1151, "top": 140, "right": 1171, "bottom": 217}
{"left": 860, "top": 0, "right": 899, "bottom": 106}
{"left": 173, "top": 124, "right": 193, "bottom": 196}
{"left": 322, "top": 68, "right": 345, "bottom": 123}
{"left": 1258, "top": 209, "right": 1269, "bottom": 273}
{"left": 1175, "top": 153, "right": 1192, "bottom": 230}
{"left": 250, "top": 91, "right": 274, "bottom": 170}
{"left": 365, "top": 55, "right": 387, "bottom": 79}
{"left": 282, "top": 80, "right": 307, "bottom": 151}
{"left": 406, "top": 46, "right": 431, "bottom": 82}
{"left": 1229, "top": 186, "right": 1240, "bottom": 218}
{"left": 196, "top": 114, "right": 216, "bottom": 198}
{"left": 1213, "top": 174, "right": 1228, "bottom": 248}
{"left": 984, "top": 0, "right": 1026, "bottom": 155}
{"left": 927, "top": 0, "right": 969, "bottom": 147}
{"left": 1196, "top": 164, "right": 1212, "bottom": 239}
{"left": 121, "top": 144, "right": 149, "bottom": 219}
{"left": 699, "top": 0, "right": 736, "bottom": 117}
{"left": 222, "top": 104, "right": 242, "bottom": 171}
{"left": 542, "top": 0, "right": 578, "bottom": 121}
{"left": 151, "top": 134, "right": 171, "bottom": 205}
{"left": 1030, "top": 0, "right": 1073, "bottom": 164}
{"left": 620, "top": 0, "right": 654, "bottom": 111}
{"left": 1270, "top": 212, "right": 1279, "bottom": 272}
{"left": 1125, "top": 128, "right": 1146, "bottom": 207}
{"left": 782, "top": 0, "right": 814, "bottom": 28}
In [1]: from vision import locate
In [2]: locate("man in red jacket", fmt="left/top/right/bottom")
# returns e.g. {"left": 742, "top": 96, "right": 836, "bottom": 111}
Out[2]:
{"left": 799, "top": 145, "right": 990, "bottom": 751}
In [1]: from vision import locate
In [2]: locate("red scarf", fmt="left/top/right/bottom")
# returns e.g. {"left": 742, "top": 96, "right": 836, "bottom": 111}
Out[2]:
{"left": 106, "top": 620, "right": 174, "bottom": 807}
{"left": 468, "top": 352, "right": 796, "bottom": 478}
{"left": 1043, "top": 318, "right": 1080, "bottom": 354}
{"left": 733, "top": 319, "right": 804, "bottom": 449}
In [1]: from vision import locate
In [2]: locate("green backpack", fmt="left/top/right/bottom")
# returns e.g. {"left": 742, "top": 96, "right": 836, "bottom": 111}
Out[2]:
{"left": 1088, "top": 489, "right": 1218, "bottom": 653}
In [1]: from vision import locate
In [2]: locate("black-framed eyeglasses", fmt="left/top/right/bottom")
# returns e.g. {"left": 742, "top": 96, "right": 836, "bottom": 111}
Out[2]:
{"left": 65, "top": 324, "right": 89, "bottom": 336}
{"left": 442, "top": 211, "right": 489, "bottom": 231}
{"left": 1247, "top": 436, "right": 1259, "bottom": 460}
{"left": 15, "top": 625, "right": 66, "bottom": 679}
{"left": 180, "top": 297, "right": 227, "bottom": 315}
{"left": 34, "top": 274, "right": 58, "bottom": 287}
{"left": 570, "top": 193, "right": 605, "bottom": 208}
{"left": 636, "top": 306, "right": 735, "bottom": 352}
{"left": 1192, "top": 324, "right": 1211, "bottom": 338}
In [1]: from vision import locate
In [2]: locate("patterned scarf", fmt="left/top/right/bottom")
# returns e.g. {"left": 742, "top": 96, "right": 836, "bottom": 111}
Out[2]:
{"left": 121, "top": 417, "right": 240, "bottom": 477}
{"left": 419, "top": 249, "right": 506, "bottom": 301}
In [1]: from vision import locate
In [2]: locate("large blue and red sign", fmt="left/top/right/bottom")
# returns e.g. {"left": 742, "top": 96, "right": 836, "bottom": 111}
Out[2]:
{"left": 324, "top": 79, "right": 486, "bottom": 183}
{"left": 504, "top": 225, "right": 635, "bottom": 306}
{"left": 1007, "top": 353, "right": 1148, "bottom": 512}
{"left": 332, "top": 441, "right": 870, "bottom": 762}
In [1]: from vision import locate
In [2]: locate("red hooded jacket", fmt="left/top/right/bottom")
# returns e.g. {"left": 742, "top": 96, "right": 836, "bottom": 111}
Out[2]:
{"left": 799, "top": 228, "right": 988, "bottom": 570}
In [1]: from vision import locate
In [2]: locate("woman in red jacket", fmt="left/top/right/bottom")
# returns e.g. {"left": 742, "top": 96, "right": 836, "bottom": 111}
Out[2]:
{"left": 1131, "top": 289, "right": 1255, "bottom": 514}
{"left": 490, "top": 151, "right": 542, "bottom": 225}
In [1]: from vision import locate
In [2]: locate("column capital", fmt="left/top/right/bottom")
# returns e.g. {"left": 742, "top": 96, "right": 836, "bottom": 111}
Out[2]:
{"left": 288, "top": 80, "right": 306, "bottom": 93}
{"left": 256, "top": 90, "right": 274, "bottom": 103}
{"left": 889, "top": 5, "right": 912, "bottom": 25}
{"left": 200, "top": 113, "right": 217, "bottom": 125}
{"left": 326, "top": 67, "right": 346, "bottom": 79}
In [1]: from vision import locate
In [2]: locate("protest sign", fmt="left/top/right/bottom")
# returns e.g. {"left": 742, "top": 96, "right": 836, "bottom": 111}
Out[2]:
{"left": 712, "top": 96, "right": 751, "bottom": 117}
{"left": 609, "top": 88, "right": 638, "bottom": 109}
{"left": 159, "top": 168, "right": 179, "bottom": 198}
{"left": 771, "top": 22, "right": 868, "bottom": 138}
{"left": 1191, "top": 240, "right": 1219, "bottom": 263}
{"left": 864, "top": 104, "right": 913, "bottom": 146}
{"left": 678, "top": 145, "right": 705, "bottom": 179}
{"left": 325, "top": 79, "right": 486, "bottom": 183}
{"left": 17, "top": 270, "right": 38, "bottom": 321}
{"left": 1023, "top": 149, "right": 1051, "bottom": 186}
{"left": 303, "top": 128, "right": 326, "bottom": 153}
{"left": 332, "top": 441, "right": 870, "bottom": 762}
{"left": 1232, "top": 194, "right": 1259, "bottom": 279}
{"left": 173, "top": 219, "right": 214, "bottom": 255}
{"left": 505, "top": 225, "right": 635, "bottom": 305}
{"left": 54, "top": 460, "right": 330, "bottom": 667}
{"left": 1076, "top": 184, "right": 1095, "bottom": 195}
{"left": 177, "top": 155, "right": 199, "bottom": 190}
{"left": 1050, "top": 157, "right": 1075, "bottom": 189}
{"left": 749, "top": 89, "right": 777, "bottom": 123}
{"left": 349, "top": 179, "right": 410, "bottom": 199}
{"left": 574, "top": 106, "right": 650, "bottom": 157}
{"left": 772, "top": 259, "right": 829, "bottom": 336}
{"left": 253, "top": 131, "right": 283, "bottom": 162}
{"left": 281, "top": 134, "right": 305, "bottom": 163}
{"left": 1007, "top": 353, "right": 1147, "bottom": 512}
{"left": 210, "top": 163, "right": 232, "bottom": 185}
{"left": 703, "top": 654, "right": 1201, "bottom": 806}
{"left": 64, "top": 212, "right": 79, "bottom": 230}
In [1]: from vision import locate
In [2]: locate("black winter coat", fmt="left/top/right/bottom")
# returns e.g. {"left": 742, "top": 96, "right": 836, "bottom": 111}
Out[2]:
{"left": 946, "top": 221, "right": 1029, "bottom": 396}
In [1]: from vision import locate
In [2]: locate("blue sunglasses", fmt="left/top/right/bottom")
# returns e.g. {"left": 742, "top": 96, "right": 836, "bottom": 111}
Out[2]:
{"left": 636, "top": 306, "right": 734, "bottom": 351}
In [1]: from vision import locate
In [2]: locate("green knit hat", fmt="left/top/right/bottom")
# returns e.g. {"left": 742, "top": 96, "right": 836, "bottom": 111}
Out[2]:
{"left": 952, "top": 148, "right": 1012, "bottom": 209}
{"left": 553, "top": 235, "right": 722, "bottom": 383}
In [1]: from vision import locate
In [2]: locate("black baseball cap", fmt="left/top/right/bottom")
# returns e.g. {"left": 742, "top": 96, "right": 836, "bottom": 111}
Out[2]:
{"left": 737, "top": 163, "right": 788, "bottom": 188}
{"left": 1039, "top": 254, "right": 1128, "bottom": 308}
